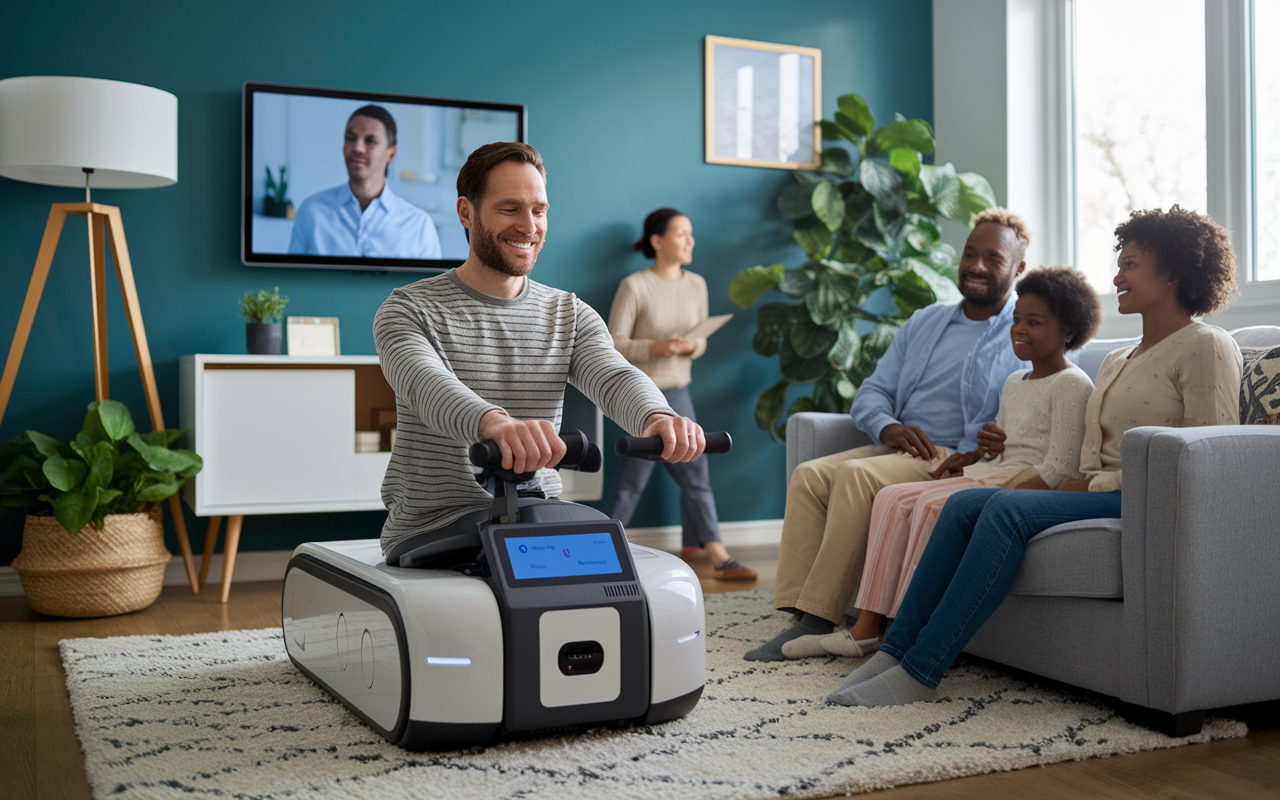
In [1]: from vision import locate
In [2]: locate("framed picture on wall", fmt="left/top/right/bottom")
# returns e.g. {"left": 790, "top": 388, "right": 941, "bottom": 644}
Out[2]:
{"left": 704, "top": 35, "right": 822, "bottom": 170}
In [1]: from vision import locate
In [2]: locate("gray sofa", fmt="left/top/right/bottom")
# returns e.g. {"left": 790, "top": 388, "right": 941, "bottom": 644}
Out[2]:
{"left": 785, "top": 325, "right": 1280, "bottom": 736}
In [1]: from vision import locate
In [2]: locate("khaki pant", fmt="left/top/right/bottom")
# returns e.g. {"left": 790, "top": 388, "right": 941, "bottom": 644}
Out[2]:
{"left": 774, "top": 445, "right": 947, "bottom": 622}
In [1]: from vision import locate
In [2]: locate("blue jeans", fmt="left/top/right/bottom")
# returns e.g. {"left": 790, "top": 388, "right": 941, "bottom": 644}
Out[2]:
{"left": 607, "top": 386, "right": 721, "bottom": 547}
{"left": 880, "top": 487, "right": 1123, "bottom": 688}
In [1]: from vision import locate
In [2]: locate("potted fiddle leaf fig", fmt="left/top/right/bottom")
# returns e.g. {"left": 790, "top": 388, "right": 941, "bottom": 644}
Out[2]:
{"left": 240, "top": 286, "right": 289, "bottom": 355}
{"left": 0, "top": 399, "right": 203, "bottom": 617}
{"left": 729, "top": 93, "right": 997, "bottom": 438}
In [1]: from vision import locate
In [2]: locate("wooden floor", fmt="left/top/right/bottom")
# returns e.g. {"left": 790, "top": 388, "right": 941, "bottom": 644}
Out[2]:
{"left": 2, "top": 545, "right": 1276, "bottom": 799}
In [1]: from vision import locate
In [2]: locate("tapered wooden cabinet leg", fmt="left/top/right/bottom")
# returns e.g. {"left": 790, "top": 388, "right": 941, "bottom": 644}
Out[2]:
{"left": 198, "top": 516, "right": 222, "bottom": 593}
{"left": 220, "top": 515, "right": 245, "bottom": 604}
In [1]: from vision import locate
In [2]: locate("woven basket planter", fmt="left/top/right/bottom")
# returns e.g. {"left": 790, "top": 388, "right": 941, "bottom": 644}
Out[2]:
{"left": 12, "top": 511, "right": 170, "bottom": 618}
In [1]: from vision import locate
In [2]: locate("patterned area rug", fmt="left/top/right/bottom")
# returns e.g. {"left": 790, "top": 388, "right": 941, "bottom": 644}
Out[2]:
{"left": 61, "top": 589, "right": 1246, "bottom": 799}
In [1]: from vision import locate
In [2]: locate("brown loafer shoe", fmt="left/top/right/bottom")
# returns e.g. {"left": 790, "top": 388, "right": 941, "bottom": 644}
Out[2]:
{"left": 712, "top": 558, "right": 758, "bottom": 581}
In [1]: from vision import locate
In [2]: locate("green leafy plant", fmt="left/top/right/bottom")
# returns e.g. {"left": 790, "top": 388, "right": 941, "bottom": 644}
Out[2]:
{"left": 728, "top": 93, "right": 997, "bottom": 438}
{"left": 263, "top": 165, "right": 291, "bottom": 218}
{"left": 239, "top": 286, "right": 289, "bottom": 323}
{"left": 0, "top": 400, "right": 202, "bottom": 533}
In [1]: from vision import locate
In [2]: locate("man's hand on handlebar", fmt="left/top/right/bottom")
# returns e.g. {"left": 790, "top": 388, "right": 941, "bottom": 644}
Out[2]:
{"left": 642, "top": 413, "right": 706, "bottom": 463}
{"left": 477, "top": 410, "right": 567, "bottom": 474}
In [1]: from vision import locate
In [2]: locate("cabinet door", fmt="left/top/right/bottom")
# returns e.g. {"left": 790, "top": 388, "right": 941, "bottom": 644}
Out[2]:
{"left": 201, "top": 369, "right": 355, "bottom": 508}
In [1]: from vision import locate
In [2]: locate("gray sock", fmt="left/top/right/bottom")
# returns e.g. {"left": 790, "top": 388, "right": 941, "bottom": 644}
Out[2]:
{"left": 827, "top": 665, "right": 937, "bottom": 707}
{"left": 744, "top": 612, "right": 832, "bottom": 661}
{"left": 829, "top": 650, "right": 899, "bottom": 694}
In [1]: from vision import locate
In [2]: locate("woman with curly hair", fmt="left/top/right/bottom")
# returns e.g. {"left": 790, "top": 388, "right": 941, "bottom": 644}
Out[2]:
{"left": 827, "top": 206, "right": 1243, "bottom": 707}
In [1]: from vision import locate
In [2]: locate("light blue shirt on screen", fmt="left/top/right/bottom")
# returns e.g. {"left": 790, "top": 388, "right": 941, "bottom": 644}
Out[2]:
{"left": 850, "top": 299, "right": 1025, "bottom": 454}
{"left": 288, "top": 183, "right": 442, "bottom": 259}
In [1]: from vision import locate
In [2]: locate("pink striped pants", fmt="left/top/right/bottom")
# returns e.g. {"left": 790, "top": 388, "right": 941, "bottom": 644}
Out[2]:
{"left": 852, "top": 477, "right": 991, "bottom": 618}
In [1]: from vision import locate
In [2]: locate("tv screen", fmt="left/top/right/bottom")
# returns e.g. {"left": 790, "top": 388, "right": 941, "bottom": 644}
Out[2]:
{"left": 242, "top": 81, "right": 525, "bottom": 273}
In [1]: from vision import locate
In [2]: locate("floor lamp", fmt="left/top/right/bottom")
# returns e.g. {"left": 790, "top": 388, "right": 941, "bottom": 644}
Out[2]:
{"left": 0, "top": 76, "right": 201, "bottom": 592}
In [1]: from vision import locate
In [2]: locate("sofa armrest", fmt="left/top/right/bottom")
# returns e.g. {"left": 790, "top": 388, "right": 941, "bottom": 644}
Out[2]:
{"left": 1119, "top": 424, "right": 1280, "bottom": 711}
{"left": 785, "top": 412, "right": 872, "bottom": 484}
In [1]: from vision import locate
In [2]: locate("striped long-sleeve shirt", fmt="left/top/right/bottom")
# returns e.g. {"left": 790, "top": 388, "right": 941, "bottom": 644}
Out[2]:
{"left": 374, "top": 269, "right": 675, "bottom": 556}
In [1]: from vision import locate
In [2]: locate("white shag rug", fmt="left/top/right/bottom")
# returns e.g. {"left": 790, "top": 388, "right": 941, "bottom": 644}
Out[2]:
{"left": 60, "top": 589, "right": 1246, "bottom": 799}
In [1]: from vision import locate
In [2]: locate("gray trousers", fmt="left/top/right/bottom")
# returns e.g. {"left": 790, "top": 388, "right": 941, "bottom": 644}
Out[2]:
{"left": 606, "top": 385, "right": 721, "bottom": 547}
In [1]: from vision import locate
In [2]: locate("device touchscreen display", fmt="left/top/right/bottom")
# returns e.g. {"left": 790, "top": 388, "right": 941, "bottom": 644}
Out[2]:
{"left": 503, "top": 532, "right": 623, "bottom": 580}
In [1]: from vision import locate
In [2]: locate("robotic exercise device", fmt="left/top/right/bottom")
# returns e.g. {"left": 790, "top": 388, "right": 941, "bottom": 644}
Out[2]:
{"left": 282, "top": 429, "right": 732, "bottom": 750}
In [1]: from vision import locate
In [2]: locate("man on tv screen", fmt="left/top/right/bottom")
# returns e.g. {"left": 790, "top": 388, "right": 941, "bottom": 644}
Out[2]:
{"left": 288, "top": 105, "right": 443, "bottom": 259}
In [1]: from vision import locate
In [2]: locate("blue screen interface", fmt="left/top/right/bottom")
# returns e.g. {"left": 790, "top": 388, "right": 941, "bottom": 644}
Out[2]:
{"left": 503, "top": 532, "right": 622, "bottom": 580}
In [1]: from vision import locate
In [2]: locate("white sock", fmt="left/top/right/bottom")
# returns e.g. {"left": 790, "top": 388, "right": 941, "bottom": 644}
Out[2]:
{"left": 818, "top": 628, "right": 880, "bottom": 658}
{"left": 743, "top": 613, "right": 832, "bottom": 661}
{"left": 780, "top": 626, "right": 842, "bottom": 659}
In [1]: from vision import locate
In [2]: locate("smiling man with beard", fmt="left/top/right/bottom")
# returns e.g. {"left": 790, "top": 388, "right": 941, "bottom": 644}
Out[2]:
{"left": 289, "top": 105, "right": 442, "bottom": 259}
{"left": 745, "top": 208, "right": 1031, "bottom": 662}
{"left": 373, "top": 142, "right": 704, "bottom": 564}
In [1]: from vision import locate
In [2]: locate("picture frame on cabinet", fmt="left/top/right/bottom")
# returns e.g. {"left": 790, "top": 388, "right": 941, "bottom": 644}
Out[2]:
{"left": 286, "top": 316, "right": 341, "bottom": 356}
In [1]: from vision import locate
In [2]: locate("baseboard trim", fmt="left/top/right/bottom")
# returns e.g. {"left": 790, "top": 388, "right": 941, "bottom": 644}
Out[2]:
{"left": 0, "top": 519, "right": 784, "bottom": 598}
{"left": 0, "top": 550, "right": 297, "bottom": 598}
{"left": 623, "top": 519, "right": 784, "bottom": 551}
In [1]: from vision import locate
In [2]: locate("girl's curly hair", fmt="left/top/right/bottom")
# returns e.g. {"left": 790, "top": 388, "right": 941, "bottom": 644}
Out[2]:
{"left": 1113, "top": 206, "right": 1239, "bottom": 316}
{"left": 1015, "top": 267, "right": 1102, "bottom": 351}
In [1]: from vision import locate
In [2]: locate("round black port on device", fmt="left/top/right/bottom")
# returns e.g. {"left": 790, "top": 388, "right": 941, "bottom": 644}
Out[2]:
{"left": 558, "top": 640, "right": 604, "bottom": 675}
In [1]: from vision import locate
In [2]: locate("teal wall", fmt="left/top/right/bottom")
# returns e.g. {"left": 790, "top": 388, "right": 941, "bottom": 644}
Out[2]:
{"left": 0, "top": 0, "right": 933, "bottom": 563}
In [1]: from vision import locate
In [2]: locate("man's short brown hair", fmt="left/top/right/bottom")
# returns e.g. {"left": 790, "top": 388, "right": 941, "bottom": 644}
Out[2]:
{"left": 456, "top": 142, "right": 546, "bottom": 205}
{"left": 971, "top": 207, "right": 1032, "bottom": 254}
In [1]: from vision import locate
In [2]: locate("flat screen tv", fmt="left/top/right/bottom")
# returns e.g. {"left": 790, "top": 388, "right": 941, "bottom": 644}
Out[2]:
{"left": 242, "top": 81, "right": 526, "bottom": 273}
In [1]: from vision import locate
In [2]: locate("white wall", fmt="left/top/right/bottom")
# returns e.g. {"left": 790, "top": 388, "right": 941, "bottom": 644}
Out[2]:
{"left": 933, "top": 0, "right": 1008, "bottom": 256}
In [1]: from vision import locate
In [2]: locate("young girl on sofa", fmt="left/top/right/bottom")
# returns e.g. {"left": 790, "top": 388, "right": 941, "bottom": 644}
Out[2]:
{"left": 783, "top": 267, "right": 1102, "bottom": 658}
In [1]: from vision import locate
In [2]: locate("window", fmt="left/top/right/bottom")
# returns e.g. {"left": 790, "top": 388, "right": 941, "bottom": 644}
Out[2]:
{"left": 1074, "top": 0, "right": 1208, "bottom": 294}
{"left": 1255, "top": 0, "right": 1280, "bottom": 281}
{"left": 1070, "top": 0, "right": 1279, "bottom": 294}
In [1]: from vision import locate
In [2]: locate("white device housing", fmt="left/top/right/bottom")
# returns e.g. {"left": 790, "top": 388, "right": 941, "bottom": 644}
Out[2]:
{"left": 282, "top": 539, "right": 705, "bottom": 749}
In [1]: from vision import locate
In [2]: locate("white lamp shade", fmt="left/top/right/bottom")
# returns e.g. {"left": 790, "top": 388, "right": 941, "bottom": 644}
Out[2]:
{"left": 0, "top": 76, "right": 177, "bottom": 189}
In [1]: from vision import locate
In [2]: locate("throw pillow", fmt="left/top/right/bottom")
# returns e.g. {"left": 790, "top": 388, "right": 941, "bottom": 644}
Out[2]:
{"left": 1240, "top": 345, "right": 1280, "bottom": 425}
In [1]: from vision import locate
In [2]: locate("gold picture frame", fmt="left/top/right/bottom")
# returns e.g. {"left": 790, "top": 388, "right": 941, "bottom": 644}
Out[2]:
{"left": 704, "top": 35, "right": 822, "bottom": 170}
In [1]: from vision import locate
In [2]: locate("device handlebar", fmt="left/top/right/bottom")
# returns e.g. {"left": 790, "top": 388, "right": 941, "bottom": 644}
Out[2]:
{"left": 614, "top": 431, "right": 732, "bottom": 460}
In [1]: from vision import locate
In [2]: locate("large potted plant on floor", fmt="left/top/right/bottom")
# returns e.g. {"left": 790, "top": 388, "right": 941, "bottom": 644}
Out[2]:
{"left": 0, "top": 399, "right": 203, "bottom": 617}
{"left": 729, "top": 93, "right": 997, "bottom": 438}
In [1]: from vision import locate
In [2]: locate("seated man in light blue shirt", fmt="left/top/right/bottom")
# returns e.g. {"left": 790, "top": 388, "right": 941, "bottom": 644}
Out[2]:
{"left": 745, "top": 208, "right": 1030, "bottom": 662}
{"left": 289, "top": 105, "right": 442, "bottom": 259}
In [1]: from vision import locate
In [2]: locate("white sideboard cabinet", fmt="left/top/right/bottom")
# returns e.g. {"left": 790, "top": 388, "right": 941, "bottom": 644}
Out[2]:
{"left": 180, "top": 355, "right": 395, "bottom": 516}
{"left": 181, "top": 354, "right": 604, "bottom": 515}
{"left": 180, "top": 354, "right": 604, "bottom": 600}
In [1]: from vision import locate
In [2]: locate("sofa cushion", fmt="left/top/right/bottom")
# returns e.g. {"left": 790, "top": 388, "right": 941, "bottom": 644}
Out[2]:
{"left": 1240, "top": 345, "right": 1280, "bottom": 425}
{"left": 1008, "top": 518, "right": 1123, "bottom": 599}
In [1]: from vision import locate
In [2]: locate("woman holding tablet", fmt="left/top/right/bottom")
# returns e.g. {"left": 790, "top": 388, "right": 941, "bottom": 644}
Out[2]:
{"left": 606, "top": 208, "right": 755, "bottom": 580}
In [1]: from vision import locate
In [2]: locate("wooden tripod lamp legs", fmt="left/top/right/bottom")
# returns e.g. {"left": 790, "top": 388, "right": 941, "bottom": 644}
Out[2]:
{"left": 0, "top": 202, "right": 199, "bottom": 592}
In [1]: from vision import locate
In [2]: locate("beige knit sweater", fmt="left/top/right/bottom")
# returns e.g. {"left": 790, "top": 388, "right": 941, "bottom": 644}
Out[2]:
{"left": 1079, "top": 321, "right": 1242, "bottom": 492}
{"left": 607, "top": 268, "right": 709, "bottom": 390}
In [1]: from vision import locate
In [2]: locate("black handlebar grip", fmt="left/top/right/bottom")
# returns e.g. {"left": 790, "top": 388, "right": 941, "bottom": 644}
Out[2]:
{"left": 468, "top": 430, "right": 592, "bottom": 470}
{"left": 614, "top": 431, "right": 732, "bottom": 460}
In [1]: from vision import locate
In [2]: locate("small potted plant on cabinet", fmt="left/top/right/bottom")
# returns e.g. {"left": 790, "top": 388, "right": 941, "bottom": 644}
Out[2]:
{"left": 0, "top": 400, "right": 203, "bottom": 617}
{"left": 240, "top": 286, "right": 289, "bottom": 355}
